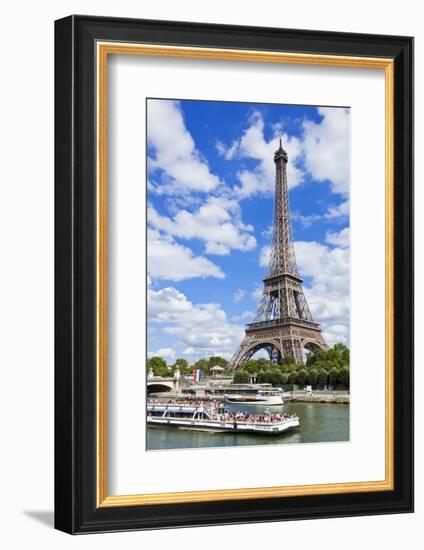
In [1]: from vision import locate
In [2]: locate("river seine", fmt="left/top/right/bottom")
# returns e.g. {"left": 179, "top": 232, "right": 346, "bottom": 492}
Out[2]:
{"left": 146, "top": 401, "right": 349, "bottom": 451}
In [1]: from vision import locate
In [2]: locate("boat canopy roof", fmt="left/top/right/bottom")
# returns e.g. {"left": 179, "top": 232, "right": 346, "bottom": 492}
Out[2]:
{"left": 147, "top": 405, "right": 206, "bottom": 413}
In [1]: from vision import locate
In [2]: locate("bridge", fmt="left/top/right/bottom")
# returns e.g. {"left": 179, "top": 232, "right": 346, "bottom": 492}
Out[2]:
{"left": 147, "top": 369, "right": 182, "bottom": 394}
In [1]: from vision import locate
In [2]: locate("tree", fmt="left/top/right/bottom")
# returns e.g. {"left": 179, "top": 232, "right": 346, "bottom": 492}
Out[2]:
{"left": 305, "top": 343, "right": 350, "bottom": 371}
{"left": 173, "top": 358, "right": 191, "bottom": 375}
{"left": 194, "top": 358, "right": 208, "bottom": 370}
{"left": 329, "top": 367, "right": 340, "bottom": 386}
{"left": 314, "top": 361, "right": 329, "bottom": 373}
{"left": 307, "top": 368, "right": 319, "bottom": 386}
{"left": 147, "top": 356, "right": 170, "bottom": 377}
{"left": 288, "top": 371, "right": 298, "bottom": 385}
{"left": 339, "top": 366, "right": 350, "bottom": 388}
{"left": 268, "top": 370, "right": 284, "bottom": 387}
{"left": 208, "top": 356, "right": 228, "bottom": 369}
{"left": 244, "top": 360, "right": 260, "bottom": 374}
{"left": 281, "top": 372, "right": 290, "bottom": 385}
{"left": 306, "top": 348, "right": 326, "bottom": 367}
{"left": 318, "top": 369, "right": 328, "bottom": 386}
{"left": 334, "top": 342, "right": 350, "bottom": 365}
{"left": 297, "top": 368, "right": 308, "bottom": 387}
{"left": 280, "top": 362, "right": 297, "bottom": 374}
{"left": 233, "top": 371, "right": 249, "bottom": 384}
{"left": 281, "top": 355, "right": 296, "bottom": 366}
{"left": 256, "top": 358, "right": 272, "bottom": 371}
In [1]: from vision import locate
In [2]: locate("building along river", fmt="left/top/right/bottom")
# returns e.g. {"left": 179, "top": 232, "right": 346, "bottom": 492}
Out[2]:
{"left": 146, "top": 401, "right": 349, "bottom": 451}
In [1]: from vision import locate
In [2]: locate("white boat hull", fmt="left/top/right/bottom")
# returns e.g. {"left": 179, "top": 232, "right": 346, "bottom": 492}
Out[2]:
{"left": 224, "top": 395, "right": 284, "bottom": 405}
{"left": 147, "top": 416, "right": 298, "bottom": 435}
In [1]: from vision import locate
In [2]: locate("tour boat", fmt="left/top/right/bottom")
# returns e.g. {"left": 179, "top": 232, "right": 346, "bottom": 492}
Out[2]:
{"left": 147, "top": 401, "right": 298, "bottom": 435}
{"left": 224, "top": 388, "right": 284, "bottom": 406}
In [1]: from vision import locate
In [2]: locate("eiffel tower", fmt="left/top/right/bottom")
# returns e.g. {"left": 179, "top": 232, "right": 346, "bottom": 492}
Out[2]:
{"left": 229, "top": 139, "right": 327, "bottom": 368}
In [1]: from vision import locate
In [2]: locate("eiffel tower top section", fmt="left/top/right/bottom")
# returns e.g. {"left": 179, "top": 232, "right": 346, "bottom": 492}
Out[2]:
{"left": 267, "top": 139, "right": 300, "bottom": 281}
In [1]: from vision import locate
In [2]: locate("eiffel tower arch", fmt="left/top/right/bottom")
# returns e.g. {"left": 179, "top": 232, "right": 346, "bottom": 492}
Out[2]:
{"left": 229, "top": 140, "right": 328, "bottom": 369}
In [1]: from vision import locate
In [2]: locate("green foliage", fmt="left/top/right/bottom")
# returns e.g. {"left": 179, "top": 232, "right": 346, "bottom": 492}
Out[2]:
{"left": 193, "top": 358, "right": 209, "bottom": 374}
{"left": 268, "top": 370, "right": 285, "bottom": 387}
{"left": 172, "top": 358, "right": 192, "bottom": 375}
{"left": 297, "top": 368, "right": 308, "bottom": 386}
{"left": 329, "top": 367, "right": 340, "bottom": 385}
{"left": 339, "top": 366, "right": 350, "bottom": 388}
{"left": 288, "top": 371, "right": 298, "bottom": 385}
{"left": 194, "top": 356, "right": 229, "bottom": 375}
{"left": 334, "top": 342, "right": 350, "bottom": 364}
{"left": 280, "top": 362, "right": 297, "bottom": 373}
{"left": 208, "top": 356, "right": 228, "bottom": 368}
{"left": 236, "top": 343, "right": 350, "bottom": 388}
{"left": 306, "top": 343, "right": 350, "bottom": 383}
{"left": 305, "top": 352, "right": 315, "bottom": 367}
{"left": 318, "top": 369, "right": 329, "bottom": 386}
{"left": 243, "top": 358, "right": 273, "bottom": 373}
{"left": 233, "top": 371, "right": 249, "bottom": 384}
{"left": 147, "top": 356, "right": 172, "bottom": 377}
{"left": 256, "top": 358, "right": 272, "bottom": 371}
{"left": 307, "top": 368, "right": 319, "bottom": 386}
{"left": 256, "top": 369, "right": 285, "bottom": 387}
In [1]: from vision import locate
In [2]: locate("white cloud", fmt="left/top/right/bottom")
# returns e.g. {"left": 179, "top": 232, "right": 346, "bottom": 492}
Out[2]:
{"left": 148, "top": 286, "right": 193, "bottom": 321}
{"left": 251, "top": 285, "right": 263, "bottom": 301}
{"left": 303, "top": 107, "right": 350, "bottom": 195}
{"left": 148, "top": 286, "right": 245, "bottom": 359}
{"left": 216, "top": 139, "right": 239, "bottom": 160}
{"left": 233, "top": 289, "right": 246, "bottom": 302}
{"left": 147, "top": 229, "right": 224, "bottom": 281}
{"left": 323, "top": 324, "right": 349, "bottom": 347}
{"left": 148, "top": 99, "right": 221, "bottom": 194}
{"left": 217, "top": 108, "right": 349, "bottom": 199}
{"left": 291, "top": 200, "right": 349, "bottom": 230}
{"left": 325, "top": 227, "right": 350, "bottom": 248}
{"left": 232, "top": 310, "right": 255, "bottom": 321}
{"left": 325, "top": 200, "right": 350, "bottom": 220}
{"left": 292, "top": 211, "right": 322, "bottom": 229}
{"left": 259, "top": 245, "right": 271, "bottom": 268}
{"left": 148, "top": 196, "right": 256, "bottom": 256}
{"left": 218, "top": 112, "right": 304, "bottom": 198}
{"left": 294, "top": 240, "right": 349, "bottom": 345}
{"left": 147, "top": 348, "right": 176, "bottom": 361}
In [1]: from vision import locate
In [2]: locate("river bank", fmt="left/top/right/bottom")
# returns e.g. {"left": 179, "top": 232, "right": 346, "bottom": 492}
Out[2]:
{"left": 149, "top": 389, "right": 350, "bottom": 404}
{"left": 285, "top": 390, "right": 350, "bottom": 404}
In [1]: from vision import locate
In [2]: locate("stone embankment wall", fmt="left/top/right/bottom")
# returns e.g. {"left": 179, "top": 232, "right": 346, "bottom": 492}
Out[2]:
{"left": 286, "top": 391, "right": 350, "bottom": 404}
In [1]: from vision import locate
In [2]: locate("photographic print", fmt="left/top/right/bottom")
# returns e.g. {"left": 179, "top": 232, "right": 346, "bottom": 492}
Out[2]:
{"left": 146, "top": 98, "right": 350, "bottom": 451}
{"left": 55, "top": 17, "right": 413, "bottom": 532}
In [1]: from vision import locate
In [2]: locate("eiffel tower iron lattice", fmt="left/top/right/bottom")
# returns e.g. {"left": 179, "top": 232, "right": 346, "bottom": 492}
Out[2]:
{"left": 228, "top": 139, "right": 328, "bottom": 368}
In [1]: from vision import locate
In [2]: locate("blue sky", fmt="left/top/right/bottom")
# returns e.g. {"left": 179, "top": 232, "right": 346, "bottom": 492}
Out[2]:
{"left": 147, "top": 98, "right": 350, "bottom": 363}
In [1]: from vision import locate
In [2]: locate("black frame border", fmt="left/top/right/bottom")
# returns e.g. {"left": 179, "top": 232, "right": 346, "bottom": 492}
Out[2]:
{"left": 54, "top": 15, "right": 414, "bottom": 534}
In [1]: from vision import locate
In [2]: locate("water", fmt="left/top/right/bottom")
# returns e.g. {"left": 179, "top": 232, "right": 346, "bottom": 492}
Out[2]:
{"left": 146, "top": 402, "right": 349, "bottom": 451}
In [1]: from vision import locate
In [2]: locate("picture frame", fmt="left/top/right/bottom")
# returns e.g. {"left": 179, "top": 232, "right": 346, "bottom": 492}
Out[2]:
{"left": 54, "top": 15, "right": 414, "bottom": 534}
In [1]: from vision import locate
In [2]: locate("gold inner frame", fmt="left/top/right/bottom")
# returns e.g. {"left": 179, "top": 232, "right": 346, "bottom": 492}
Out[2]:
{"left": 96, "top": 42, "right": 395, "bottom": 508}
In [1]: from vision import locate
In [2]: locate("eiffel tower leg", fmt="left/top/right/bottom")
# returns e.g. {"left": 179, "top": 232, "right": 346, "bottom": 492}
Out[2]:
{"left": 228, "top": 337, "right": 255, "bottom": 369}
{"left": 269, "top": 346, "right": 281, "bottom": 365}
{"left": 281, "top": 338, "right": 304, "bottom": 366}
{"left": 293, "top": 339, "right": 304, "bottom": 366}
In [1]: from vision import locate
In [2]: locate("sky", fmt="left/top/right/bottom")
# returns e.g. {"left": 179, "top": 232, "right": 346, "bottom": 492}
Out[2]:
{"left": 147, "top": 98, "right": 350, "bottom": 364}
